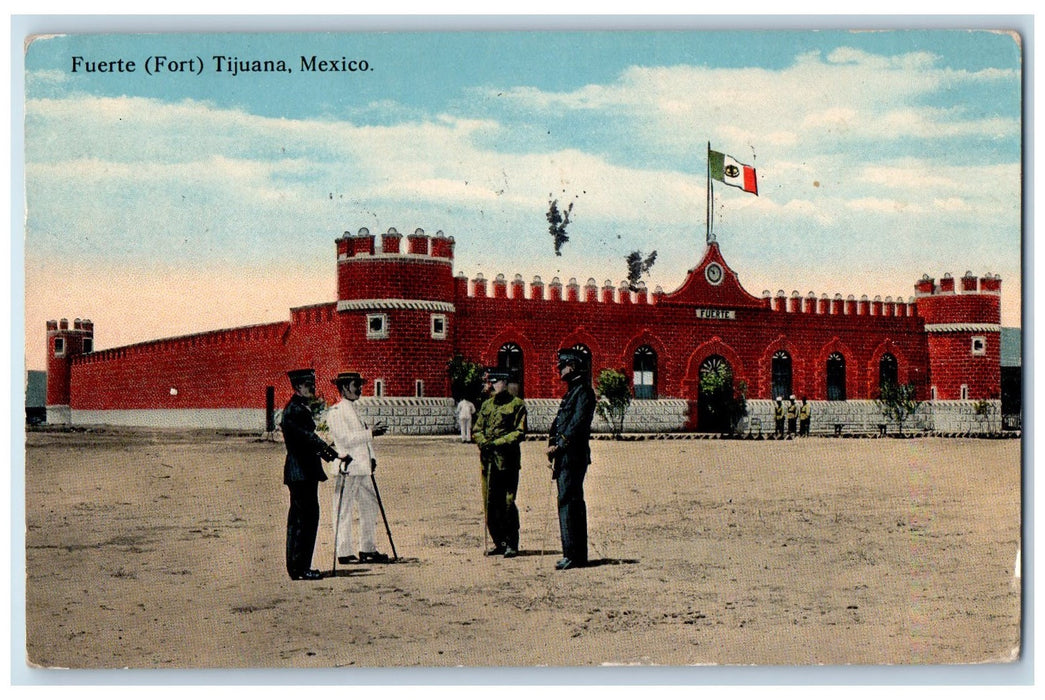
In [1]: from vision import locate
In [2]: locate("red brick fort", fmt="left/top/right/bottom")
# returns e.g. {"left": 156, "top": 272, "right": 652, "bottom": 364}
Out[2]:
{"left": 45, "top": 226, "right": 1002, "bottom": 434}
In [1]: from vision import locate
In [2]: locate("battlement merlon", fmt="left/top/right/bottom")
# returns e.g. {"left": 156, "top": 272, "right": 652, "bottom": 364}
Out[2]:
{"left": 455, "top": 272, "right": 659, "bottom": 305}
{"left": 914, "top": 271, "right": 1003, "bottom": 296}
{"left": 47, "top": 317, "right": 94, "bottom": 335}
{"left": 761, "top": 290, "right": 917, "bottom": 317}
{"left": 913, "top": 272, "right": 1002, "bottom": 327}
{"left": 336, "top": 227, "right": 456, "bottom": 260}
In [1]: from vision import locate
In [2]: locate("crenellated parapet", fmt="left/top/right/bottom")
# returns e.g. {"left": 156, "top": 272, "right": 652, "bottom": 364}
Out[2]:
{"left": 760, "top": 289, "right": 917, "bottom": 318}
{"left": 336, "top": 226, "right": 455, "bottom": 261}
{"left": 915, "top": 271, "right": 1002, "bottom": 297}
{"left": 457, "top": 272, "right": 659, "bottom": 305}
{"left": 913, "top": 271, "right": 1002, "bottom": 328}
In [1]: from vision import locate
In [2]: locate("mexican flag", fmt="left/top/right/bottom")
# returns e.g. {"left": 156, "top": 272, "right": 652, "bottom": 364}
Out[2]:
{"left": 709, "top": 149, "right": 758, "bottom": 195}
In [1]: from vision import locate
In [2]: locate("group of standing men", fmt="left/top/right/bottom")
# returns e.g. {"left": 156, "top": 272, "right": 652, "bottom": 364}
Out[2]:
{"left": 773, "top": 395, "right": 811, "bottom": 438}
{"left": 471, "top": 347, "right": 596, "bottom": 570}
{"left": 279, "top": 346, "right": 598, "bottom": 580}
{"left": 280, "top": 368, "right": 390, "bottom": 581}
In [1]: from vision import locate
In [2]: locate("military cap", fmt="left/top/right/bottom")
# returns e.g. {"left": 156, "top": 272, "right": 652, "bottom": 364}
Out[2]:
{"left": 485, "top": 368, "right": 512, "bottom": 383}
{"left": 556, "top": 348, "right": 589, "bottom": 371}
{"left": 331, "top": 371, "right": 367, "bottom": 386}
{"left": 286, "top": 368, "right": 316, "bottom": 385}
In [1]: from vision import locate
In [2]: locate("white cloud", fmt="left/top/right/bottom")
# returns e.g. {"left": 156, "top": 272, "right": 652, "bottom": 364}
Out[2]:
{"left": 492, "top": 47, "right": 1018, "bottom": 162}
{"left": 846, "top": 197, "right": 921, "bottom": 214}
{"left": 22, "top": 42, "right": 1023, "bottom": 372}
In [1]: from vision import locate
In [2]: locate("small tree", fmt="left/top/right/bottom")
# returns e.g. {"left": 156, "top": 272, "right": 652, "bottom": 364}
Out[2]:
{"left": 699, "top": 365, "right": 748, "bottom": 436}
{"left": 595, "top": 368, "right": 631, "bottom": 439}
{"left": 447, "top": 354, "right": 486, "bottom": 407}
{"left": 973, "top": 398, "right": 998, "bottom": 434}
{"left": 875, "top": 381, "right": 922, "bottom": 436}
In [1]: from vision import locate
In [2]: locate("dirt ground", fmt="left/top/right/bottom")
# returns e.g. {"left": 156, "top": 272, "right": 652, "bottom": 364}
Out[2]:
{"left": 23, "top": 428, "right": 1022, "bottom": 670}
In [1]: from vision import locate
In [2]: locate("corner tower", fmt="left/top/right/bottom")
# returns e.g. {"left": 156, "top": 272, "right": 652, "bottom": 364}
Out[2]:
{"left": 45, "top": 317, "right": 94, "bottom": 424}
{"left": 335, "top": 227, "right": 456, "bottom": 397}
{"left": 915, "top": 271, "right": 1002, "bottom": 400}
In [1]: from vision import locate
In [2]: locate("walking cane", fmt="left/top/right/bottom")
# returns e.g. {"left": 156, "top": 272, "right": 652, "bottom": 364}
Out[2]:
{"left": 332, "top": 460, "right": 348, "bottom": 576}
{"left": 370, "top": 468, "right": 398, "bottom": 561}
{"left": 482, "top": 462, "right": 489, "bottom": 553}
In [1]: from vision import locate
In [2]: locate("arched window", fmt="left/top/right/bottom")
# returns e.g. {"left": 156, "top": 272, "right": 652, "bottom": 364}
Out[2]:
{"left": 826, "top": 352, "right": 846, "bottom": 401}
{"left": 569, "top": 344, "right": 593, "bottom": 375}
{"left": 772, "top": 350, "right": 792, "bottom": 400}
{"left": 633, "top": 346, "right": 656, "bottom": 399}
{"left": 879, "top": 353, "right": 898, "bottom": 393}
{"left": 571, "top": 343, "right": 591, "bottom": 360}
{"left": 497, "top": 342, "right": 524, "bottom": 396}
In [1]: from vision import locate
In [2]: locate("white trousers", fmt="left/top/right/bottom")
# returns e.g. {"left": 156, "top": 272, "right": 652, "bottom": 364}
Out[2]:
{"left": 459, "top": 416, "right": 473, "bottom": 440}
{"left": 332, "top": 473, "right": 379, "bottom": 556}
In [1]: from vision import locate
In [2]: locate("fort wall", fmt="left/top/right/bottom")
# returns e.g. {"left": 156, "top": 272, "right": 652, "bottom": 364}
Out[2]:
{"left": 45, "top": 226, "right": 1006, "bottom": 433}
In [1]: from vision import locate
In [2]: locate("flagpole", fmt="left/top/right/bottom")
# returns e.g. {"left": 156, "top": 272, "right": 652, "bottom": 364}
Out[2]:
{"left": 706, "top": 141, "right": 712, "bottom": 245}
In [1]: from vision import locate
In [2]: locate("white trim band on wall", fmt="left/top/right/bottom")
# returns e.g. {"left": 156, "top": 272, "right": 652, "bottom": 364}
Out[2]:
{"left": 337, "top": 299, "right": 456, "bottom": 312}
{"left": 338, "top": 253, "right": 452, "bottom": 264}
{"left": 923, "top": 323, "right": 1002, "bottom": 333}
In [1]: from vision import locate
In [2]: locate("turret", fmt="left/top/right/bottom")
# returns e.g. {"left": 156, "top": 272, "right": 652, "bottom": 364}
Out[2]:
{"left": 45, "top": 317, "right": 94, "bottom": 423}
{"left": 915, "top": 271, "right": 1002, "bottom": 400}
{"left": 336, "top": 227, "right": 456, "bottom": 397}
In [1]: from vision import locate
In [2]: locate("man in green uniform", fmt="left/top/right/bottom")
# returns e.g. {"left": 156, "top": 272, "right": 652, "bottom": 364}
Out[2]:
{"left": 786, "top": 395, "right": 799, "bottom": 438}
{"left": 473, "top": 369, "right": 528, "bottom": 558}
{"left": 798, "top": 396, "right": 812, "bottom": 436}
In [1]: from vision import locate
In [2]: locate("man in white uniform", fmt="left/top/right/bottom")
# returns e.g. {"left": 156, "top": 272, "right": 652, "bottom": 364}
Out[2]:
{"left": 326, "top": 371, "right": 389, "bottom": 564}
{"left": 456, "top": 397, "right": 476, "bottom": 442}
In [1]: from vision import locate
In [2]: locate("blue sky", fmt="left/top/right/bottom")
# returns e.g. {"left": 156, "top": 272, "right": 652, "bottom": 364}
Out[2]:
{"left": 21, "top": 26, "right": 1023, "bottom": 370}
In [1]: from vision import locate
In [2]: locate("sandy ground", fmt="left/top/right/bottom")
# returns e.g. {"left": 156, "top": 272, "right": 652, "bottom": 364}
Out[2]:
{"left": 24, "top": 428, "right": 1021, "bottom": 670}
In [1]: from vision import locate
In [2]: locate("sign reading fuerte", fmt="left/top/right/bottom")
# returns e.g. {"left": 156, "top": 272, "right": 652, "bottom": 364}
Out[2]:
{"left": 695, "top": 308, "right": 737, "bottom": 320}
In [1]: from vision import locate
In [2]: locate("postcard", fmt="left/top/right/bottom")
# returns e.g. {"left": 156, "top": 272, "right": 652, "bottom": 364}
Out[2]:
{"left": 19, "top": 22, "right": 1024, "bottom": 677}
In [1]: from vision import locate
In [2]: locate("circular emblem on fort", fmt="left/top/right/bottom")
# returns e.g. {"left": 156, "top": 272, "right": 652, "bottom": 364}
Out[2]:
{"left": 705, "top": 262, "right": 724, "bottom": 285}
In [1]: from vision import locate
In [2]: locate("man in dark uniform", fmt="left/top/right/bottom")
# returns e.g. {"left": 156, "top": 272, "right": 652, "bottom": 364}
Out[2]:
{"left": 545, "top": 348, "right": 596, "bottom": 570}
{"left": 473, "top": 369, "right": 528, "bottom": 558}
{"left": 281, "top": 368, "right": 338, "bottom": 581}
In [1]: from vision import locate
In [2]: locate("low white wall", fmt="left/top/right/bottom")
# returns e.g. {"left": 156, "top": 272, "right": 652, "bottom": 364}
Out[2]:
{"left": 744, "top": 399, "right": 1004, "bottom": 436}
{"left": 52, "top": 398, "right": 1007, "bottom": 436}
{"left": 70, "top": 408, "right": 266, "bottom": 430}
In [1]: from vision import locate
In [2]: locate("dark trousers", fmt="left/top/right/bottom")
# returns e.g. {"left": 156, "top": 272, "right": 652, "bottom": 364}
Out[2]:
{"left": 555, "top": 460, "right": 588, "bottom": 564}
{"left": 483, "top": 466, "right": 520, "bottom": 549}
{"left": 787, "top": 418, "right": 797, "bottom": 435}
{"left": 799, "top": 418, "right": 810, "bottom": 436}
{"left": 775, "top": 418, "right": 784, "bottom": 437}
{"left": 286, "top": 481, "right": 320, "bottom": 577}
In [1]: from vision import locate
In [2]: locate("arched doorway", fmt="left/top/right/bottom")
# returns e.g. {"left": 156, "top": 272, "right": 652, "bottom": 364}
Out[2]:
{"left": 497, "top": 342, "right": 524, "bottom": 396}
{"left": 698, "top": 355, "right": 733, "bottom": 433}
{"left": 879, "top": 353, "right": 898, "bottom": 393}
{"left": 826, "top": 352, "right": 846, "bottom": 401}
{"left": 771, "top": 350, "right": 792, "bottom": 400}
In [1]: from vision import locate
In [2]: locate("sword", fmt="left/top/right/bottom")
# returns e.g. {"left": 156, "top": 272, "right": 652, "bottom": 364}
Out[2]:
{"left": 332, "top": 459, "right": 349, "bottom": 576}
{"left": 370, "top": 467, "right": 398, "bottom": 561}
